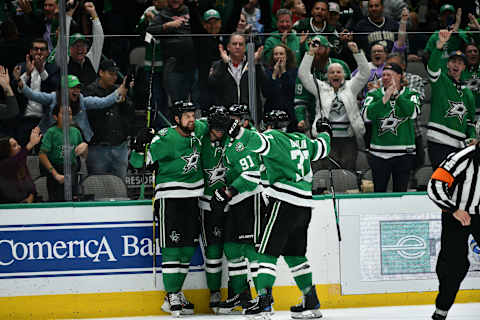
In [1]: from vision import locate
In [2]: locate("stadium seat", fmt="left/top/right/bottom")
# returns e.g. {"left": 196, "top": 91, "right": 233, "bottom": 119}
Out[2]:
{"left": 81, "top": 174, "right": 129, "bottom": 201}
{"left": 27, "top": 155, "right": 41, "bottom": 180}
{"left": 415, "top": 166, "right": 433, "bottom": 191}
{"left": 34, "top": 176, "right": 48, "bottom": 202}
{"left": 313, "top": 169, "right": 359, "bottom": 193}
{"left": 129, "top": 46, "right": 146, "bottom": 69}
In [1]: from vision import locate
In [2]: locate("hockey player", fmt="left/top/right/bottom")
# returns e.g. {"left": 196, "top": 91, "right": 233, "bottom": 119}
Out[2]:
{"left": 130, "top": 100, "right": 208, "bottom": 317}
{"left": 426, "top": 29, "right": 476, "bottom": 169}
{"left": 229, "top": 104, "right": 253, "bottom": 129}
{"left": 198, "top": 105, "right": 230, "bottom": 312}
{"left": 227, "top": 110, "right": 331, "bottom": 319}
{"left": 210, "top": 109, "right": 266, "bottom": 314}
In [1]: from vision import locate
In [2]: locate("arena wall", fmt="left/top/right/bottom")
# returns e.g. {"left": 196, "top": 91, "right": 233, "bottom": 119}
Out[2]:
{"left": 0, "top": 193, "right": 479, "bottom": 319}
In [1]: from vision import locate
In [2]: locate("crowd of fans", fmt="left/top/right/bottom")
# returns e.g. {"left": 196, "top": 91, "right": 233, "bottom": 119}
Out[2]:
{"left": 1, "top": 0, "right": 480, "bottom": 203}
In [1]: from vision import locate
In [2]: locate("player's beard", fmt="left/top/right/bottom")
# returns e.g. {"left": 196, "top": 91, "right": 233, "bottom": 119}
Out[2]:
{"left": 179, "top": 122, "right": 194, "bottom": 135}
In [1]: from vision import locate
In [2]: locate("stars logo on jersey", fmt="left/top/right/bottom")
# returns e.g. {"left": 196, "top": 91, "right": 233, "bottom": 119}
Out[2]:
{"left": 235, "top": 142, "right": 245, "bottom": 152}
{"left": 330, "top": 96, "right": 345, "bottom": 115}
{"left": 158, "top": 128, "right": 168, "bottom": 136}
{"left": 205, "top": 158, "right": 227, "bottom": 187}
{"left": 445, "top": 100, "right": 467, "bottom": 123}
{"left": 169, "top": 230, "right": 181, "bottom": 243}
{"left": 377, "top": 109, "right": 408, "bottom": 136}
{"left": 212, "top": 226, "right": 222, "bottom": 238}
{"left": 181, "top": 146, "right": 200, "bottom": 174}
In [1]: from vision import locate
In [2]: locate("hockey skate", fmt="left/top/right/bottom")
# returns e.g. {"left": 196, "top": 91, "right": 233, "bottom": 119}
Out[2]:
{"left": 209, "top": 291, "right": 221, "bottom": 314}
{"left": 431, "top": 309, "right": 447, "bottom": 320}
{"left": 217, "top": 286, "right": 254, "bottom": 314}
{"left": 243, "top": 292, "right": 274, "bottom": 320}
{"left": 290, "top": 286, "right": 323, "bottom": 319}
{"left": 161, "top": 292, "right": 182, "bottom": 317}
{"left": 178, "top": 291, "right": 195, "bottom": 315}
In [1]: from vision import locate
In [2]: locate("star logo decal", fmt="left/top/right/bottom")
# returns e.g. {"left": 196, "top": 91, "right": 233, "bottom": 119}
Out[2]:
{"left": 445, "top": 100, "right": 467, "bottom": 123}
{"left": 377, "top": 109, "right": 408, "bottom": 136}
{"left": 204, "top": 158, "right": 227, "bottom": 187}
{"left": 181, "top": 146, "right": 200, "bottom": 174}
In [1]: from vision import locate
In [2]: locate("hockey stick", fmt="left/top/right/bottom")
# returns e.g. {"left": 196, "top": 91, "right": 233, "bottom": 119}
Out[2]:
{"left": 312, "top": 72, "right": 342, "bottom": 242}
{"left": 327, "top": 156, "right": 342, "bottom": 242}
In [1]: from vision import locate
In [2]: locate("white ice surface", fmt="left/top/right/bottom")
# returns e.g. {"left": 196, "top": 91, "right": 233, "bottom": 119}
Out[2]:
{"left": 83, "top": 302, "right": 480, "bottom": 320}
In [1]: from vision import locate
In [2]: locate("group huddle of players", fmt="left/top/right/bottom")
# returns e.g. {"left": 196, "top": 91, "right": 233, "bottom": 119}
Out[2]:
{"left": 130, "top": 101, "right": 332, "bottom": 319}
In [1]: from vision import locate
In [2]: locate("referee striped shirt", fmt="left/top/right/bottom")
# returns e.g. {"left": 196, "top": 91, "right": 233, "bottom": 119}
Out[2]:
{"left": 427, "top": 143, "right": 480, "bottom": 214}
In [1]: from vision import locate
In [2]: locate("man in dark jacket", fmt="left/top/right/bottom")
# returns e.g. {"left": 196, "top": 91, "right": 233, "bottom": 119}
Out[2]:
{"left": 208, "top": 32, "right": 265, "bottom": 121}
{"left": 147, "top": 0, "right": 198, "bottom": 104}
{"left": 83, "top": 59, "right": 134, "bottom": 180}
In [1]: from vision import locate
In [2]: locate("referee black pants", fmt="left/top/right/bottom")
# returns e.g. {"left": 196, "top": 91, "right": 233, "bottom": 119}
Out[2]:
{"left": 435, "top": 212, "right": 480, "bottom": 311}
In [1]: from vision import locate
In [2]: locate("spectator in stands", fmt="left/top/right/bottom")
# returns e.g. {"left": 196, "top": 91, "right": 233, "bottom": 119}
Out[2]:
{"left": 353, "top": 0, "right": 399, "bottom": 54}
{"left": 382, "top": 0, "right": 407, "bottom": 21}
{"left": 0, "top": 65, "right": 19, "bottom": 123}
{"left": 39, "top": 104, "right": 87, "bottom": 202}
{"left": 262, "top": 44, "right": 298, "bottom": 129}
{"left": 136, "top": 0, "right": 168, "bottom": 127}
{"left": 298, "top": 40, "right": 370, "bottom": 170}
{"left": 337, "top": 0, "right": 363, "bottom": 31}
{"left": 66, "top": 2, "right": 104, "bottom": 86}
{"left": 327, "top": 2, "right": 343, "bottom": 31}
{"left": 18, "top": 74, "right": 128, "bottom": 143}
{"left": 423, "top": 5, "right": 468, "bottom": 64}
{"left": 13, "top": 38, "right": 59, "bottom": 146}
{"left": 386, "top": 52, "right": 425, "bottom": 103}
{"left": 263, "top": 9, "right": 308, "bottom": 66}
{"left": 362, "top": 63, "right": 420, "bottom": 192}
{"left": 0, "top": 19, "right": 29, "bottom": 72}
{"left": 426, "top": 29, "right": 476, "bottom": 169}
{"left": 293, "top": 0, "right": 342, "bottom": 56}
{"left": 354, "top": 8, "right": 409, "bottom": 100}
{"left": 14, "top": 0, "right": 58, "bottom": 50}
{"left": 209, "top": 33, "right": 265, "bottom": 112}
{"left": 242, "top": 0, "right": 263, "bottom": 33}
{"left": 83, "top": 59, "right": 134, "bottom": 180}
{"left": 147, "top": 0, "right": 198, "bottom": 104}
{"left": 295, "top": 35, "right": 351, "bottom": 133}
{"left": 194, "top": 9, "right": 224, "bottom": 110}
{"left": 284, "top": 0, "right": 307, "bottom": 25}
{"left": 462, "top": 25, "right": 480, "bottom": 120}
{"left": 0, "top": 127, "right": 41, "bottom": 204}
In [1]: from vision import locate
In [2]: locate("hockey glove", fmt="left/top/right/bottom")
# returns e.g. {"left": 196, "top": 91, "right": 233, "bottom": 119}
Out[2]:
{"left": 134, "top": 128, "right": 155, "bottom": 152}
{"left": 227, "top": 119, "right": 241, "bottom": 138}
{"left": 315, "top": 118, "right": 332, "bottom": 138}
{"left": 210, "top": 186, "right": 237, "bottom": 213}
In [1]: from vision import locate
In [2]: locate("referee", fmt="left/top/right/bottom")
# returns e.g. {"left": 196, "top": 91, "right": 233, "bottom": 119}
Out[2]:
{"left": 427, "top": 126, "right": 480, "bottom": 320}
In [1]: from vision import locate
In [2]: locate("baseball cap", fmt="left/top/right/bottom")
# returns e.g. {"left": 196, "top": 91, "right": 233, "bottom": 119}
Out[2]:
{"left": 448, "top": 50, "right": 467, "bottom": 64}
{"left": 99, "top": 59, "right": 119, "bottom": 72}
{"left": 311, "top": 35, "right": 332, "bottom": 48}
{"left": 67, "top": 75, "right": 81, "bottom": 88}
{"left": 69, "top": 33, "right": 90, "bottom": 47}
{"left": 328, "top": 2, "right": 340, "bottom": 13}
{"left": 440, "top": 4, "right": 455, "bottom": 14}
{"left": 383, "top": 63, "right": 403, "bottom": 75}
{"left": 203, "top": 9, "right": 221, "bottom": 22}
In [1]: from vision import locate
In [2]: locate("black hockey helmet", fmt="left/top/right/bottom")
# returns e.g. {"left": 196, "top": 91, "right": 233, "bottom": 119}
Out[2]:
{"left": 207, "top": 105, "right": 230, "bottom": 132}
{"left": 171, "top": 100, "right": 196, "bottom": 118}
{"left": 263, "top": 109, "right": 290, "bottom": 129}
{"left": 229, "top": 104, "right": 250, "bottom": 118}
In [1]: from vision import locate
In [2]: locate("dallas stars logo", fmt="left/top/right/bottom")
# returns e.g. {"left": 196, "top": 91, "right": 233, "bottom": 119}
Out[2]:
{"left": 377, "top": 109, "right": 408, "bottom": 136}
{"left": 445, "top": 100, "right": 467, "bottom": 123}
{"left": 205, "top": 158, "right": 227, "bottom": 186}
{"left": 181, "top": 146, "right": 200, "bottom": 174}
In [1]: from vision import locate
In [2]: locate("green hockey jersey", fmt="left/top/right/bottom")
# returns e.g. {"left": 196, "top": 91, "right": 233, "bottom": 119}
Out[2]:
{"left": 247, "top": 129, "right": 330, "bottom": 207}
{"left": 363, "top": 87, "right": 420, "bottom": 159}
{"left": 427, "top": 47, "right": 476, "bottom": 148}
{"left": 294, "top": 58, "right": 351, "bottom": 124}
{"left": 224, "top": 127, "right": 263, "bottom": 205}
{"left": 130, "top": 120, "right": 208, "bottom": 199}
{"left": 199, "top": 132, "right": 228, "bottom": 210}
{"left": 461, "top": 65, "right": 480, "bottom": 121}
